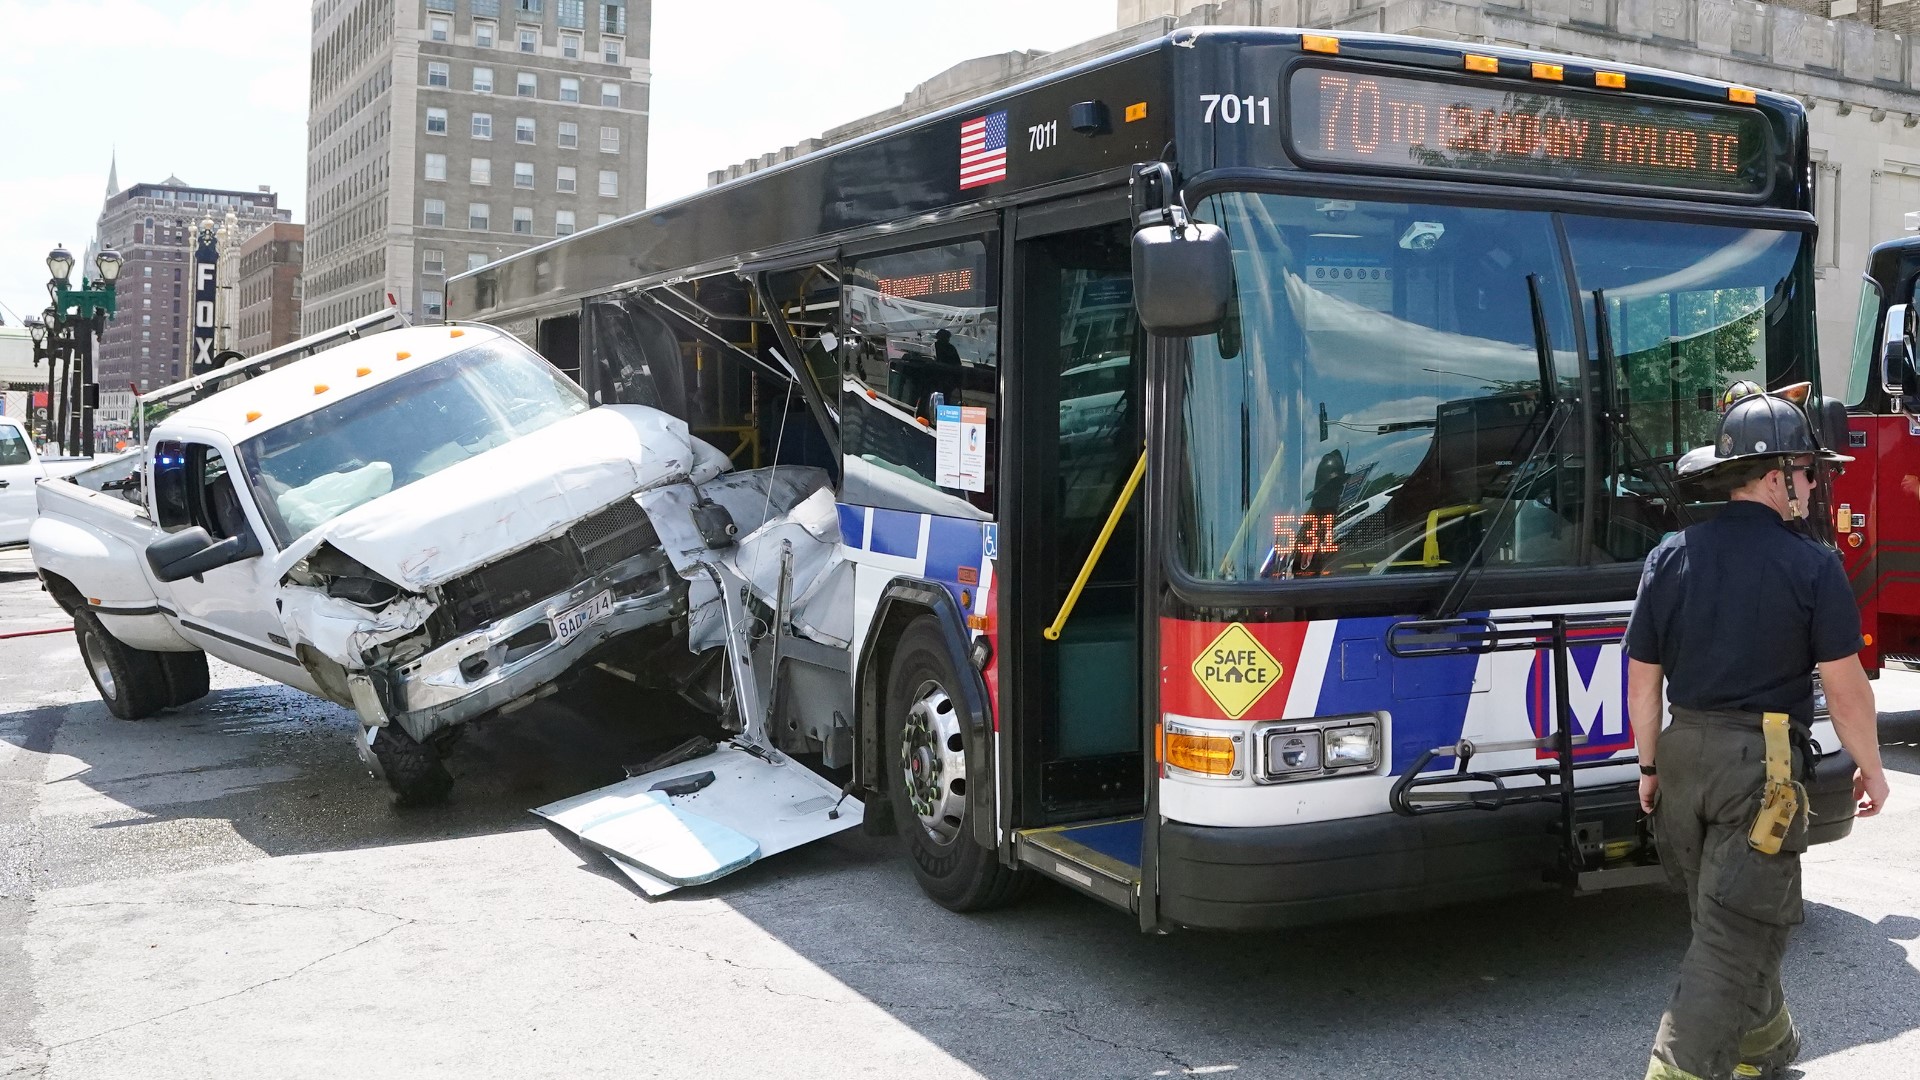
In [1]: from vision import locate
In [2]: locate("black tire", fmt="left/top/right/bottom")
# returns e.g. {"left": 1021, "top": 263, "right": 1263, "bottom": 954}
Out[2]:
{"left": 369, "top": 725, "right": 455, "bottom": 807}
{"left": 158, "top": 650, "right": 211, "bottom": 707}
{"left": 883, "top": 616, "right": 1029, "bottom": 911}
{"left": 73, "top": 610, "right": 170, "bottom": 720}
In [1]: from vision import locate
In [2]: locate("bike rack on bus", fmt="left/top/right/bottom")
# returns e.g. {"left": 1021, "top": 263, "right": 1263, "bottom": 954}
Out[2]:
{"left": 1385, "top": 611, "right": 1664, "bottom": 891}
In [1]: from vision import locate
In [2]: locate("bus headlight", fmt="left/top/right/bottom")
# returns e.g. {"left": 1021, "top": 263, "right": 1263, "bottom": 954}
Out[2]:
{"left": 1323, "top": 723, "right": 1380, "bottom": 768}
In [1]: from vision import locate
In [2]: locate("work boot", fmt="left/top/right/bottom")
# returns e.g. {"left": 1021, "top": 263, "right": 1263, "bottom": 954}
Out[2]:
{"left": 1641, "top": 1056, "right": 1707, "bottom": 1080}
{"left": 1733, "top": 1020, "right": 1802, "bottom": 1079}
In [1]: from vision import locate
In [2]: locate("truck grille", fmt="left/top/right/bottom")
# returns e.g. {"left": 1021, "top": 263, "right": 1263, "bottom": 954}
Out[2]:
{"left": 428, "top": 498, "right": 658, "bottom": 640}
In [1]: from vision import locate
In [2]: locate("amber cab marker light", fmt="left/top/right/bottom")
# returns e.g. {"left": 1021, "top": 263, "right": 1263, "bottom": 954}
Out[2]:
{"left": 313, "top": 384, "right": 330, "bottom": 395}
{"left": 1531, "top": 62, "right": 1564, "bottom": 81}
{"left": 1596, "top": 71, "right": 1626, "bottom": 89}
{"left": 1464, "top": 54, "right": 1498, "bottom": 74}
{"left": 396, "top": 350, "right": 411, "bottom": 361}
{"left": 356, "top": 366, "right": 372, "bottom": 377}
{"left": 1165, "top": 731, "right": 1237, "bottom": 776}
{"left": 450, "top": 328, "right": 465, "bottom": 338}
{"left": 245, "top": 410, "right": 262, "bottom": 423}
{"left": 1730, "top": 86, "right": 1758, "bottom": 104}
{"left": 1302, "top": 34, "right": 1339, "bottom": 54}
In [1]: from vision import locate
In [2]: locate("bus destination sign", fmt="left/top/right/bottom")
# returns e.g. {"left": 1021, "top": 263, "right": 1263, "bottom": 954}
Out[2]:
{"left": 1286, "top": 66, "right": 1770, "bottom": 196}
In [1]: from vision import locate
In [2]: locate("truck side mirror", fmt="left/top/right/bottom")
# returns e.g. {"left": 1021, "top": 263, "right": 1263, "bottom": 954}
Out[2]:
{"left": 146, "top": 526, "right": 262, "bottom": 583}
{"left": 1882, "top": 303, "right": 1920, "bottom": 416}
{"left": 1132, "top": 221, "right": 1233, "bottom": 337}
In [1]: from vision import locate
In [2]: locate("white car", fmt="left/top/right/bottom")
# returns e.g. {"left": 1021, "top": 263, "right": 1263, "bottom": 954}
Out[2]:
{"left": 0, "top": 418, "right": 94, "bottom": 547}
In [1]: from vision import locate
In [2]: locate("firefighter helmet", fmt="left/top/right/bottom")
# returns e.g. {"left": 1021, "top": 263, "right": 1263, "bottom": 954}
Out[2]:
{"left": 1676, "top": 384, "right": 1853, "bottom": 484}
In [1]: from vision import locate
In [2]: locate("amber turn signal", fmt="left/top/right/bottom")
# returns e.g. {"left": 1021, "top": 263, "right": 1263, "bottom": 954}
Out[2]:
{"left": 1165, "top": 731, "right": 1237, "bottom": 776}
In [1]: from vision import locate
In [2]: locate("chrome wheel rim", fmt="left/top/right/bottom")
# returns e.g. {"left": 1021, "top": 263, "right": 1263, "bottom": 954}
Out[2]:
{"left": 899, "top": 679, "right": 967, "bottom": 845}
{"left": 80, "top": 630, "right": 117, "bottom": 700}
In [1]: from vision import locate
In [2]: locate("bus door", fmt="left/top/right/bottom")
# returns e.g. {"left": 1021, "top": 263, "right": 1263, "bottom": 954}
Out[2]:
{"left": 1003, "top": 196, "right": 1148, "bottom": 909}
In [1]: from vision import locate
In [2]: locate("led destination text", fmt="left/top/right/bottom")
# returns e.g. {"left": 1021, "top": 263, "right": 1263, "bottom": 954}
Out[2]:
{"left": 1288, "top": 68, "right": 1767, "bottom": 195}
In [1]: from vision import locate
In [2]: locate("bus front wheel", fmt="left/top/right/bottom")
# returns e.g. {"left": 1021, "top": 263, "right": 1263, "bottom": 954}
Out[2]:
{"left": 883, "top": 616, "right": 1028, "bottom": 911}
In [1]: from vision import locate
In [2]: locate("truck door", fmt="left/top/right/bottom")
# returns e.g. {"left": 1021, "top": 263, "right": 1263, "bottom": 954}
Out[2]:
{"left": 0, "top": 420, "right": 40, "bottom": 545}
{"left": 151, "top": 439, "right": 320, "bottom": 693}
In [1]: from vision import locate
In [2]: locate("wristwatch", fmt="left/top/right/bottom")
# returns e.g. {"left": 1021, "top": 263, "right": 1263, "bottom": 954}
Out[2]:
{"left": 1639, "top": 764, "right": 1658, "bottom": 776}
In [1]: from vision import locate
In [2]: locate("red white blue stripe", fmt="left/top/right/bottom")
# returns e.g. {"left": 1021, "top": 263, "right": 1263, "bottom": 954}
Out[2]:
{"left": 959, "top": 111, "right": 1009, "bottom": 190}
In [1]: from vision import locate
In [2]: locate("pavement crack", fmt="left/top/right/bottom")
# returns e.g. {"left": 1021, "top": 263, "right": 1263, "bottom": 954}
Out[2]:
{"left": 48, "top": 916, "right": 413, "bottom": 1050}
{"left": 57, "top": 897, "right": 412, "bottom": 923}
{"left": 1010, "top": 999, "right": 1194, "bottom": 1073}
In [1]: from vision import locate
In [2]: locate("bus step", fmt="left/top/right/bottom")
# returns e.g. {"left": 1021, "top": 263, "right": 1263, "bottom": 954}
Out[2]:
{"left": 1016, "top": 817, "right": 1142, "bottom": 913}
{"left": 1572, "top": 862, "right": 1669, "bottom": 894}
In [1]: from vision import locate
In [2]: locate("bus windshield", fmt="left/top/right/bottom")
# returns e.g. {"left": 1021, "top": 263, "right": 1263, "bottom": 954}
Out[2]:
{"left": 1176, "top": 191, "right": 1812, "bottom": 584}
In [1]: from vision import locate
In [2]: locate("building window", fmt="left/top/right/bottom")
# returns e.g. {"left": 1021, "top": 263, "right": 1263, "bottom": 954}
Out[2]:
{"left": 422, "top": 290, "right": 444, "bottom": 318}
{"left": 517, "top": 72, "right": 537, "bottom": 97}
{"left": 468, "top": 252, "right": 488, "bottom": 272}
{"left": 427, "top": 0, "right": 454, "bottom": 10}
{"left": 473, "top": 66, "right": 494, "bottom": 93}
{"left": 560, "top": 33, "right": 580, "bottom": 58}
{"left": 603, "top": 36, "right": 621, "bottom": 63}
{"left": 423, "top": 249, "right": 445, "bottom": 275}
{"left": 560, "top": 77, "right": 580, "bottom": 103}
{"left": 600, "top": 126, "right": 619, "bottom": 153}
{"left": 513, "top": 206, "right": 534, "bottom": 235}
{"left": 474, "top": 19, "right": 497, "bottom": 47}
{"left": 429, "top": 16, "right": 450, "bottom": 41}
{"left": 517, "top": 0, "right": 543, "bottom": 14}
{"left": 142, "top": 315, "right": 151, "bottom": 326}
{"left": 601, "top": 1, "right": 625, "bottom": 35}
{"left": 143, "top": 281, "right": 152, "bottom": 292}
{"left": 556, "top": 165, "right": 576, "bottom": 193}
{"left": 558, "top": 121, "right": 578, "bottom": 148}
{"left": 472, "top": 112, "right": 493, "bottom": 139}
{"left": 425, "top": 153, "right": 447, "bottom": 181}
{"left": 469, "top": 203, "right": 491, "bottom": 230}
{"left": 143, "top": 298, "right": 151, "bottom": 308}
{"left": 427, "top": 61, "right": 450, "bottom": 87}
{"left": 555, "top": 209, "right": 576, "bottom": 236}
{"left": 471, "top": 157, "right": 492, "bottom": 184}
{"left": 142, "top": 347, "right": 150, "bottom": 357}
{"left": 423, "top": 198, "right": 446, "bottom": 226}
{"left": 518, "top": 27, "right": 538, "bottom": 52}
{"left": 143, "top": 266, "right": 152, "bottom": 278}
{"left": 600, "top": 82, "right": 621, "bottom": 107}
{"left": 142, "top": 331, "right": 151, "bottom": 341}
{"left": 598, "top": 169, "right": 618, "bottom": 197}
{"left": 597, "top": 213, "right": 616, "bottom": 226}
{"left": 514, "top": 161, "right": 535, "bottom": 188}
{"left": 426, "top": 107, "right": 449, "bottom": 135}
{"left": 557, "top": 0, "right": 585, "bottom": 28}
{"left": 516, "top": 117, "right": 535, "bottom": 143}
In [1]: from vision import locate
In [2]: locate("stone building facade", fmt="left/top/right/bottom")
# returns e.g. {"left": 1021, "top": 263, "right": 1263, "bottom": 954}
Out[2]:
{"left": 236, "top": 223, "right": 306, "bottom": 357}
{"left": 304, "top": 0, "right": 653, "bottom": 333}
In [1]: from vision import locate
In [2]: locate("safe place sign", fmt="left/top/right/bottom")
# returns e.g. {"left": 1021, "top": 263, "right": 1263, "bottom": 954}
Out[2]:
{"left": 1192, "top": 623, "right": 1283, "bottom": 720}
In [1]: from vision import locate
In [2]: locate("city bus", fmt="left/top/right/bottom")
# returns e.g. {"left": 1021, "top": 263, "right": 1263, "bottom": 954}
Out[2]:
{"left": 448, "top": 26, "right": 1863, "bottom": 930}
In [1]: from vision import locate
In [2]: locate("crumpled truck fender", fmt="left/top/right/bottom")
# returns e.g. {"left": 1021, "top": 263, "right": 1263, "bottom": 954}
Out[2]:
{"left": 277, "top": 587, "right": 435, "bottom": 706}
{"left": 27, "top": 512, "right": 194, "bottom": 653}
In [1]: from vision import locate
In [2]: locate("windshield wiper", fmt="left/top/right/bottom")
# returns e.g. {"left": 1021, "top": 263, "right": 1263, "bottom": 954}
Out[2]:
{"left": 1592, "top": 289, "right": 1693, "bottom": 529}
{"left": 1430, "top": 274, "right": 1568, "bottom": 619}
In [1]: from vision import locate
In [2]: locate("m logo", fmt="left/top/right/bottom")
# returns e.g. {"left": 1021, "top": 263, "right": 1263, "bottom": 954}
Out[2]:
{"left": 1525, "top": 640, "right": 1635, "bottom": 758}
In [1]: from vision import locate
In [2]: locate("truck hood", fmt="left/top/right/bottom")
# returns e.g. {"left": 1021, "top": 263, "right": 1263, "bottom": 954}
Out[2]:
{"left": 299, "top": 405, "right": 728, "bottom": 590}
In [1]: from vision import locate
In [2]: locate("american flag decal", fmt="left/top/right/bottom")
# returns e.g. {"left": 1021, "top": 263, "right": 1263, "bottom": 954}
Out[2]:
{"left": 959, "top": 111, "right": 1009, "bottom": 190}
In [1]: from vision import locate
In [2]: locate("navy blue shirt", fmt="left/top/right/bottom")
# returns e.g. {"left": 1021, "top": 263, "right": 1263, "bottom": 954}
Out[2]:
{"left": 1623, "top": 500, "right": 1863, "bottom": 726}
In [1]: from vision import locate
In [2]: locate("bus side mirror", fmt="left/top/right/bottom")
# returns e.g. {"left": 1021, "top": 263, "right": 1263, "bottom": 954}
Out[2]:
{"left": 1132, "top": 222, "right": 1232, "bottom": 337}
{"left": 1882, "top": 303, "right": 1920, "bottom": 415}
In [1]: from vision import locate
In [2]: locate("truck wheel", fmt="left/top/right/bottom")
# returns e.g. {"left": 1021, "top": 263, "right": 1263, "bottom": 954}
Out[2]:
{"left": 369, "top": 725, "right": 454, "bottom": 807}
{"left": 159, "top": 651, "right": 211, "bottom": 707}
{"left": 74, "top": 610, "right": 169, "bottom": 720}
{"left": 883, "top": 616, "right": 1029, "bottom": 911}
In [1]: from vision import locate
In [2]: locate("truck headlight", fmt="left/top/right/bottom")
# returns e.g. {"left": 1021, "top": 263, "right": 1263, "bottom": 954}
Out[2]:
{"left": 1323, "top": 723, "right": 1379, "bottom": 768}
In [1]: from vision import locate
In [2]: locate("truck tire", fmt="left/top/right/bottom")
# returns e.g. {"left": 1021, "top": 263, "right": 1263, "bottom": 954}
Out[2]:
{"left": 159, "top": 651, "right": 211, "bottom": 708}
{"left": 369, "top": 725, "right": 454, "bottom": 807}
{"left": 73, "top": 610, "right": 170, "bottom": 720}
{"left": 883, "top": 616, "right": 1029, "bottom": 911}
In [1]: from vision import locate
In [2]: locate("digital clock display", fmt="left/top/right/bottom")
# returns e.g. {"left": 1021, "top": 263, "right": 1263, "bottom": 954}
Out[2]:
{"left": 1287, "top": 66, "right": 1771, "bottom": 196}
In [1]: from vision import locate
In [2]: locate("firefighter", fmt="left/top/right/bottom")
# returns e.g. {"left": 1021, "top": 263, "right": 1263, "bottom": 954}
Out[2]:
{"left": 1625, "top": 386, "right": 1889, "bottom": 1080}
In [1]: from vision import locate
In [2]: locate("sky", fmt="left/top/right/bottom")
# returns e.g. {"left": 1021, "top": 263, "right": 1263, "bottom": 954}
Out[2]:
{"left": 0, "top": 0, "right": 1120, "bottom": 330}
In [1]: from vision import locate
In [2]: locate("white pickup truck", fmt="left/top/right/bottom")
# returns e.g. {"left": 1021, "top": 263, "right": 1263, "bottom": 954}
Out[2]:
{"left": 1, "top": 417, "right": 94, "bottom": 546}
{"left": 28, "top": 317, "right": 775, "bottom": 804}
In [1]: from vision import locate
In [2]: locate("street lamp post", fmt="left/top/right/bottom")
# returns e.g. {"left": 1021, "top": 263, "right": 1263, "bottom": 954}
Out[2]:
{"left": 24, "top": 315, "right": 52, "bottom": 446}
{"left": 42, "top": 243, "right": 121, "bottom": 457}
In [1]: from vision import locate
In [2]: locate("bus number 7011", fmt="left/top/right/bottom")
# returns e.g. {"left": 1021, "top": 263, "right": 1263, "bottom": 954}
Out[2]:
{"left": 1201, "top": 94, "right": 1273, "bottom": 125}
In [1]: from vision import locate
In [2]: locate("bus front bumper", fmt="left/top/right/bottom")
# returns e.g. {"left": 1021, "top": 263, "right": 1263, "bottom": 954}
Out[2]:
{"left": 1155, "top": 748, "right": 1857, "bottom": 931}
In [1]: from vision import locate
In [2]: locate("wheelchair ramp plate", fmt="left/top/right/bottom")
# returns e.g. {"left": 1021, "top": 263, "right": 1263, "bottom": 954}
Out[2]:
{"left": 534, "top": 744, "right": 862, "bottom": 896}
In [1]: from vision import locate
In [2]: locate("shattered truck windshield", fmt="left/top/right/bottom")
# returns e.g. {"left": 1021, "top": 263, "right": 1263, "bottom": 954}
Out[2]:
{"left": 1176, "top": 191, "right": 1811, "bottom": 584}
{"left": 238, "top": 339, "right": 589, "bottom": 545}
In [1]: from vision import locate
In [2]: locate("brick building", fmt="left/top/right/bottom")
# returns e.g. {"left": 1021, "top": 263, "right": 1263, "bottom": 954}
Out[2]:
{"left": 235, "top": 223, "right": 306, "bottom": 356}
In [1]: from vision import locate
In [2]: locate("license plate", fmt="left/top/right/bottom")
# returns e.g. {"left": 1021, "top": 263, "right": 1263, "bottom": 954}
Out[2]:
{"left": 550, "top": 590, "right": 614, "bottom": 646}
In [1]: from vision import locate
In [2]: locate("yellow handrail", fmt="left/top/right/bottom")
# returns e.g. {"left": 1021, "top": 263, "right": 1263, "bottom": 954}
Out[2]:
{"left": 1044, "top": 448, "right": 1147, "bottom": 642}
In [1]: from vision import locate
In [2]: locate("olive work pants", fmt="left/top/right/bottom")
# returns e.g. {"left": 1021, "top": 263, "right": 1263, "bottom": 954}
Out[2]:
{"left": 1644, "top": 709, "right": 1808, "bottom": 1080}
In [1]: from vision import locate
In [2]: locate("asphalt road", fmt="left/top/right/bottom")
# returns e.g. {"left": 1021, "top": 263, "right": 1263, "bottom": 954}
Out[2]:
{"left": 3, "top": 545, "right": 1918, "bottom": 1080}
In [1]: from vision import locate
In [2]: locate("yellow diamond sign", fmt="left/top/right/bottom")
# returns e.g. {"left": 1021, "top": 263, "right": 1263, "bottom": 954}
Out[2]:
{"left": 1191, "top": 623, "right": 1283, "bottom": 719}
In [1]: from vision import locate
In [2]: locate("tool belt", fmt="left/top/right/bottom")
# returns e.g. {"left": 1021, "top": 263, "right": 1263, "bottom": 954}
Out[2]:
{"left": 1666, "top": 707, "right": 1811, "bottom": 856}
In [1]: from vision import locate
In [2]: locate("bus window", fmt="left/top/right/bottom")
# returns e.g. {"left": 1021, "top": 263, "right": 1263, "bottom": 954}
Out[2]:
{"left": 584, "top": 298, "right": 683, "bottom": 414}
{"left": 536, "top": 312, "right": 581, "bottom": 384}
{"left": 765, "top": 263, "right": 843, "bottom": 414}
{"left": 841, "top": 238, "right": 998, "bottom": 517}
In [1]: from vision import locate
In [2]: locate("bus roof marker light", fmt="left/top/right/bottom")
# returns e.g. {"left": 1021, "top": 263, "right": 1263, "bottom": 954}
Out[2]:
{"left": 1464, "top": 54, "right": 1498, "bottom": 73}
{"left": 1302, "top": 34, "right": 1338, "bottom": 54}
{"left": 1596, "top": 70, "right": 1626, "bottom": 89}
{"left": 1531, "top": 62, "right": 1564, "bottom": 81}
{"left": 1730, "top": 86, "right": 1758, "bottom": 104}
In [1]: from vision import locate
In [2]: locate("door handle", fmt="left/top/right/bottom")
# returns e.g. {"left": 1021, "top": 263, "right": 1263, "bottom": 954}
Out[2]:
{"left": 0, "top": 478, "right": 10, "bottom": 487}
